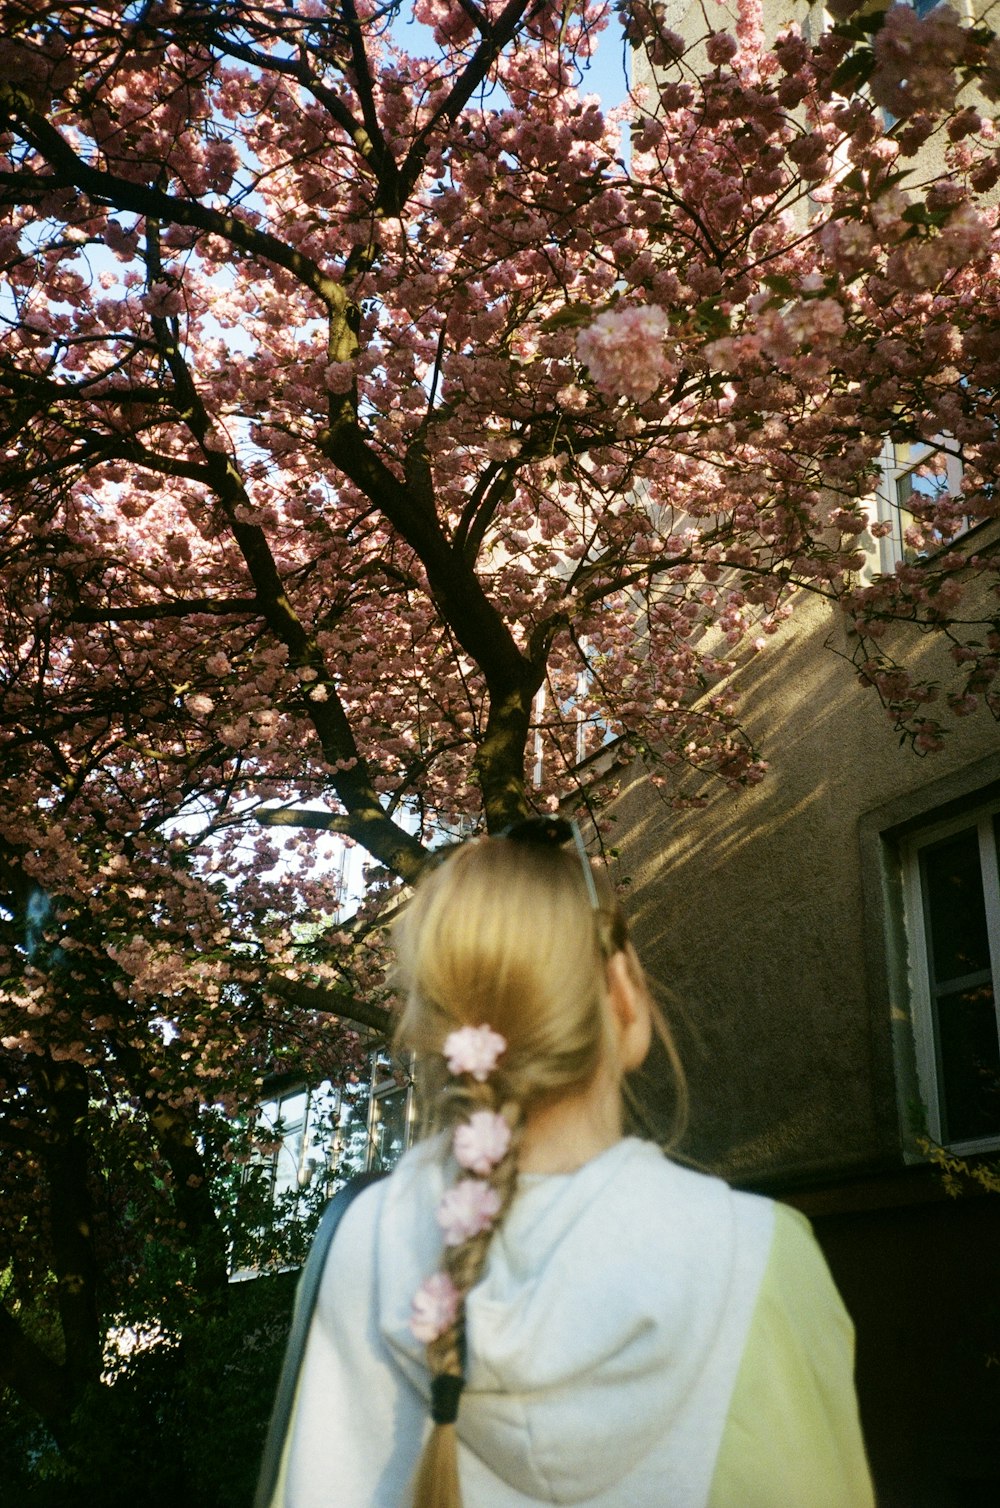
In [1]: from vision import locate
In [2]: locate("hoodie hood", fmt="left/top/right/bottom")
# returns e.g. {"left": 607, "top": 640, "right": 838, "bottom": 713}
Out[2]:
{"left": 375, "top": 1137, "right": 774, "bottom": 1505}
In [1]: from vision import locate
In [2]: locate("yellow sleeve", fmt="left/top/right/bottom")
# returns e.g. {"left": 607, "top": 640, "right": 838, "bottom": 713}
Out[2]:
{"left": 708, "top": 1203, "right": 875, "bottom": 1508}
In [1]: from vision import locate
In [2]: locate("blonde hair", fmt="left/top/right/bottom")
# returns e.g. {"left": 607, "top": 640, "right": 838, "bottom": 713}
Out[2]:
{"left": 392, "top": 834, "right": 684, "bottom": 1508}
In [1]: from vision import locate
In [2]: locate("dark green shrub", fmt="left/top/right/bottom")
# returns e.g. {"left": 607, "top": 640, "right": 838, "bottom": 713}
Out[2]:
{"left": 1, "top": 1272, "right": 297, "bottom": 1508}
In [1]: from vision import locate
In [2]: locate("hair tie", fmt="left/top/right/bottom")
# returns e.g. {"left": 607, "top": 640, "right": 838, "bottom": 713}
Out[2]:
{"left": 431, "top": 1372, "right": 465, "bottom": 1425}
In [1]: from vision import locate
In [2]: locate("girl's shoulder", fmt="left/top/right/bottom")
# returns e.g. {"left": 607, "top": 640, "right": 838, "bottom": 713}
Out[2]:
{"left": 585, "top": 1136, "right": 777, "bottom": 1227}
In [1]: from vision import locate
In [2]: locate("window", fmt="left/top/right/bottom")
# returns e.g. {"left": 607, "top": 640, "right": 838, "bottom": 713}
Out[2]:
{"left": 874, "top": 436, "right": 964, "bottom": 573}
{"left": 901, "top": 802, "right": 1000, "bottom": 1152}
{"left": 253, "top": 1082, "right": 341, "bottom": 1202}
{"left": 253, "top": 1052, "right": 414, "bottom": 1206}
{"left": 336, "top": 1050, "right": 414, "bottom": 1177}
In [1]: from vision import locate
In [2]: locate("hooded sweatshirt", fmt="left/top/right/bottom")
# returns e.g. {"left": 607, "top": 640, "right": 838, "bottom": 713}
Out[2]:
{"left": 278, "top": 1136, "right": 873, "bottom": 1508}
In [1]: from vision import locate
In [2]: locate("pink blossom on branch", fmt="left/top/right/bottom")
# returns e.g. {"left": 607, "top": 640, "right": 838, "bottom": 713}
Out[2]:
{"left": 706, "top": 32, "right": 739, "bottom": 67}
{"left": 576, "top": 305, "right": 672, "bottom": 402}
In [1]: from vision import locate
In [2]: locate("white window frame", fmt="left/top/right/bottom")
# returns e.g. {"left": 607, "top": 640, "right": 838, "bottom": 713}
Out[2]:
{"left": 365, "top": 1048, "right": 415, "bottom": 1172}
{"left": 901, "top": 799, "right": 1000, "bottom": 1155}
{"left": 253, "top": 1082, "right": 340, "bottom": 1201}
{"left": 874, "top": 435, "right": 964, "bottom": 574}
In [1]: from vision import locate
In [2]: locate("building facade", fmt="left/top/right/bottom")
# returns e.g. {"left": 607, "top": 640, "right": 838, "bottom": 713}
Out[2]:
{"left": 612, "top": 5, "right": 1000, "bottom": 1496}
{"left": 603, "top": 564, "right": 1000, "bottom": 1504}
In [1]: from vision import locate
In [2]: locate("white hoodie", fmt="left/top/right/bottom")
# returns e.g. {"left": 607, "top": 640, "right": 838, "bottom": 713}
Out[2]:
{"left": 280, "top": 1136, "right": 870, "bottom": 1507}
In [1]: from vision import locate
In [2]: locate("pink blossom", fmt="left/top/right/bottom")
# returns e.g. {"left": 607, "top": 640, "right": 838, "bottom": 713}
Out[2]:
{"left": 913, "top": 721, "right": 946, "bottom": 754}
{"left": 103, "top": 220, "right": 138, "bottom": 260}
{"left": 436, "top": 1178, "right": 502, "bottom": 1246}
{"left": 576, "top": 305, "right": 671, "bottom": 403}
{"left": 871, "top": 4, "right": 966, "bottom": 118}
{"left": 453, "top": 1111, "right": 511, "bottom": 1174}
{"left": 141, "top": 280, "right": 184, "bottom": 319}
{"left": 410, "top": 1271, "right": 460, "bottom": 1343}
{"left": 323, "top": 361, "right": 354, "bottom": 393}
{"left": 706, "top": 32, "right": 739, "bottom": 66}
{"left": 413, "top": 0, "right": 473, "bottom": 46}
{"left": 443, "top": 1024, "right": 506, "bottom": 1081}
{"left": 940, "top": 203, "right": 992, "bottom": 264}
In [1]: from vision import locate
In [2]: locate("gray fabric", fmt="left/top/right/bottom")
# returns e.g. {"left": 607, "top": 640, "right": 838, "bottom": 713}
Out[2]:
{"left": 254, "top": 1172, "right": 385, "bottom": 1508}
{"left": 282, "top": 1138, "right": 778, "bottom": 1508}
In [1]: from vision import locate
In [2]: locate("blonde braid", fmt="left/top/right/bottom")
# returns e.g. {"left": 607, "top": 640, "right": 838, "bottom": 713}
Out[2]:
{"left": 438, "top": 1097, "right": 525, "bottom": 1315}
{"left": 410, "top": 1089, "right": 525, "bottom": 1508}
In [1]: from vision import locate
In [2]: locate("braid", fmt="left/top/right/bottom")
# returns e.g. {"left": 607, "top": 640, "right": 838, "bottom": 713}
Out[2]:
{"left": 439, "top": 1097, "right": 525, "bottom": 1308}
{"left": 410, "top": 1087, "right": 526, "bottom": 1508}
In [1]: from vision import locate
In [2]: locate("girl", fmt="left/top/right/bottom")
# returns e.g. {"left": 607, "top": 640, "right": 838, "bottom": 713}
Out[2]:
{"left": 273, "top": 821, "right": 874, "bottom": 1507}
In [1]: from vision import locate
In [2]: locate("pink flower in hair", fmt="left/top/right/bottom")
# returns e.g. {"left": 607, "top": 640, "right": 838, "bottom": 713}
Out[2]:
{"left": 436, "top": 1178, "right": 502, "bottom": 1246}
{"left": 443, "top": 1024, "right": 506, "bottom": 1082}
{"left": 410, "top": 1271, "right": 460, "bottom": 1343}
{"left": 453, "top": 1111, "right": 512, "bottom": 1175}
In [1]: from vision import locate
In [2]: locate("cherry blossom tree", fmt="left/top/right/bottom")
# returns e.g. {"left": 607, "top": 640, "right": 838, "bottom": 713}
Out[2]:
{"left": 0, "top": 717, "right": 374, "bottom": 1437}
{"left": 1, "top": 0, "right": 999, "bottom": 1456}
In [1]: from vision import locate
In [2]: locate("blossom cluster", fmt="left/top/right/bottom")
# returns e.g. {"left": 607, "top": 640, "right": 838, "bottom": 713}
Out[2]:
{"left": 576, "top": 305, "right": 672, "bottom": 402}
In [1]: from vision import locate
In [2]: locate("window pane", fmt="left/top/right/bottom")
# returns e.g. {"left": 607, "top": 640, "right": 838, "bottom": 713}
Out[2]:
{"left": 371, "top": 1087, "right": 409, "bottom": 1172}
{"left": 936, "top": 982, "right": 1000, "bottom": 1142}
{"left": 339, "top": 1091, "right": 372, "bottom": 1178}
{"left": 921, "top": 830, "right": 991, "bottom": 983}
{"left": 897, "top": 457, "right": 950, "bottom": 508}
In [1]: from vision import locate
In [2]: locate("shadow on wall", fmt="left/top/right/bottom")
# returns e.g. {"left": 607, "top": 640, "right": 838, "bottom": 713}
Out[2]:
{"left": 606, "top": 594, "right": 1000, "bottom": 1183}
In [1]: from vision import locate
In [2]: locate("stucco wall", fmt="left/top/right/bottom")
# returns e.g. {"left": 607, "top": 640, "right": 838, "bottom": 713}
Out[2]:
{"left": 608, "top": 584, "right": 1000, "bottom": 1184}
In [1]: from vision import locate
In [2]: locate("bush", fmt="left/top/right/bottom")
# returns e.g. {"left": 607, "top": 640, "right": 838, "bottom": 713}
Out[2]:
{"left": 1, "top": 1273, "right": 297, "bottom": 1508}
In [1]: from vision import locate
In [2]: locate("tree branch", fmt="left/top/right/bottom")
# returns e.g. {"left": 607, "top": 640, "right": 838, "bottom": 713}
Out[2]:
{"left": 1, "top": 99, "right": 350, "bottom": 316}
{"left": 270, "top": 975, "right": 393, "bottom": 1035}
{"left": 70, "top": 597, "right": 261, "bottom": 623}
{"left": 257, "top": 806, "right": 355, "bottom": 833}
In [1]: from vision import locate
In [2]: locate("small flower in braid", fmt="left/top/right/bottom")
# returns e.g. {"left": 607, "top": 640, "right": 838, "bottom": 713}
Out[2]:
{"left": 454, "top": 1110, "right": 512, "bottom": 1174}
{"left": 411, "top": 1272, "right": 460, "bottom": 1345}
{"left": 443, "top": 1024, "right": 506, "bottom": 1082}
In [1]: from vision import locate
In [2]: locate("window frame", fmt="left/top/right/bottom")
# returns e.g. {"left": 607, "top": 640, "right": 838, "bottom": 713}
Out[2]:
{"left": 874, "top": 435, "right": 965, "bottom": 574}
{"left": 366, "top": 1048, "right": 416, "bottom": 1172}
{"left": 899, "top": 798, "right": 1000, "bottom": 1156}
{"left": 252, "top": 1081, "right": 340, "bottom": 1201}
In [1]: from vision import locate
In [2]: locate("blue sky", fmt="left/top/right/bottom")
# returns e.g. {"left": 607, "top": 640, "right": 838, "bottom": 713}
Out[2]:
{"left": 576, "top": 17, "right": 631, "bottom": 108}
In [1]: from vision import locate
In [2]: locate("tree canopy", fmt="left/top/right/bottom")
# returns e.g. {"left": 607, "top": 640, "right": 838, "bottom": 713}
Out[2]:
{"left": 1, "top": 0, "right": 999, "bottom": 1467}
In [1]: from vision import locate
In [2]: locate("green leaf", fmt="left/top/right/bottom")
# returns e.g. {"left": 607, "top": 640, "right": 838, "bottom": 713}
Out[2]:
{"left": 873, "top": 168, "right": 915, "bottom": 194}
{"left": 832, "top": 11, "right": 888, "bottom": 42}
{"left": 539, "top": 301, "right": 597, "bottom": 332}
{"left": 830, "top": 48, "right": 876, "bottom": 97}
{"left": 694, "top": 299, "right": 731, "bottom": 337}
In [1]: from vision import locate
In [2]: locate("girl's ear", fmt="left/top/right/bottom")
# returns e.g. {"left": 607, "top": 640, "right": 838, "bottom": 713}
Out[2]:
{"left": 605, "top": 947, "right": 652, "bottom": 1073}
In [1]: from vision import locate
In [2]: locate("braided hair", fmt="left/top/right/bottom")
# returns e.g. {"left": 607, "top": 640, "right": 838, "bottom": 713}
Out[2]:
{"left": 392, "top": 833, "right": 678, "bottom": 1508}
